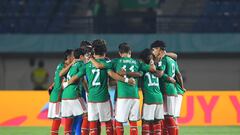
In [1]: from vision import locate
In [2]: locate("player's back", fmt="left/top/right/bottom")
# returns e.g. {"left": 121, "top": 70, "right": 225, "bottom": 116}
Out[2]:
{"left": 86, "top": 58, "right": 111, "bottom": 102}
{"left": 62, "top": 61, "right": 84, "bottom": 99}
{"left": 113, "top": 57, "right": 140, "bottom": 99}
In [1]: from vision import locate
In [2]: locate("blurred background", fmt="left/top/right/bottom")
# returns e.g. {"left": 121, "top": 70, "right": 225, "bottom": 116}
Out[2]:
{"left": 0, "top": 0, "right": 240, "bottom": 132}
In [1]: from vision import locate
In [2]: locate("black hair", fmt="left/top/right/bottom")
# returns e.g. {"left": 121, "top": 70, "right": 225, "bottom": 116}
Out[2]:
{"left": 64, "top": 49, "right": 73, "bottom": 60}
{"left": 74, "top": 48, "right": 86, "bottom": 59}
{"left": 118, "top": 42, "right": 131, "bottom": 54}
{"left": 80, "top": 40, "right": 92, "bottom": 48}
{"left": 92, "top": 39, "right": 107, "bottom": 56}
{"left": 150, "top": 40, "right": 166, "bottom": 50}
{"left": 140, "top": 48, "right": 153, "bottom": 64}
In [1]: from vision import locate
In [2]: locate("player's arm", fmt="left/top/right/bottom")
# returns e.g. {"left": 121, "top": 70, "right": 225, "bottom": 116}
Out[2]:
{"left": 117, "top": 68, "right": 143, "bottom": 78}
{"left": 63, "top": 67, "right": 86, "bottom": 88}
{"left": 175, "top": 63, "right": 186, "bottom": 91}
{"left": 59, "top": 60, "right": 76, "bottom": 77}
{"left": 48, "top": 83, "right": 54, "bottom": 95}
{"left": 108, "top": 70, "right": 135, "bottom": 85}
{"left": 166, "top": 51, "right": 178, "bottom": 60}
{"left": 89, "top": 57, "right": 105, "bottom": 69}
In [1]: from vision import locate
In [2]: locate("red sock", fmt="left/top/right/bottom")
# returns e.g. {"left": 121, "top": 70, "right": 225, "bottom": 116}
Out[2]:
{"left": 153, "top": 120, "right": 162, "bottom": 135}
{"left": 150, "top": 123, "right": 154, "bottom": 135}
{"left": 105, "top": 120, "right": 113, "bottom": 135}
{"left": 112, "top": 119, "right": 117, "bottom": 135}
{"left": 81, "top": 115, "right": 89, "bottom": 135}
{"left": 166, "top": 116, "right": 176, "bottom": 135}
{"left": 89, "top": 121, "right": 98, "bottom": 135}
{"left": 51, "top": 119, "right": 61, "bottom": 135}
{"left": 115, "top": 121, "right": 124, "bottom": 135}
{"left": 163, "top": 118, "right": 169, "bottom": 135}
{"left": 64, "top": 118, "right": 73, "bottom": 135}
{"left": 129, "top": 121, "right": 138, "bottom": 135}
{"left": 142, "top": 121, "right": 150, "bottom": 135}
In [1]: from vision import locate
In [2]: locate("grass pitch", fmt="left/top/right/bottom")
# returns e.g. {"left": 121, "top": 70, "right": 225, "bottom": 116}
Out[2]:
{"left": 0, "top": 126, "right": 239, "bottom": 135}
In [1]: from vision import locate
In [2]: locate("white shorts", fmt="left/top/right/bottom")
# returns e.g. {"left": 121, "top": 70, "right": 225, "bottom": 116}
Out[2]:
{"left": 142, "top": 103, "right": 164, "bottom": 121}
{"left": 174, "top": 94, "right": 183, "bottom": 117}
{"left": 88, "top": 100, "right": 112, "bottom": 122}
{"left": 61, "top": 98, "right": 87, "bottom": 117}
{"left": 115, "top": 98, "right": 140, "bottom": 123}
{"left": 163, "top": 96, "right": 176, "bottom": 116}
{"left": 48, "top": 102, "right": 61, "bottom": 119}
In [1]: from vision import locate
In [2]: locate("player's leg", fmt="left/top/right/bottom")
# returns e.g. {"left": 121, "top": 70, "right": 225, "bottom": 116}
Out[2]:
{"left": 162, "top": 95, "right": 169, "bottom": 135}
{"left": 72, "top": 116, "right": 80, "bottom": 135}
{"left": 51, "top": 118, "right": 61, "bottom": 135}
{"left": 174, "top": 94, "right": 183, "bottom": 135}
{"left": 61, "top": 100, "right": 74, "bottom": 135}
{"left": 88, "top": 102, "right": 99, "bottom": 135}
{"left": 98, "top": 100, "right": 113, "bottom": 135}
{"left": 142, "top": 120, "right": 151, "bottom": 135}
{"left": 142, "top": 103, "right": 155, "bottom": 135}
{"left": 48, "top": 102, "right": 62, "bottom": 135}
{"left": 115, "top": 99, "right": 131, "bottom": 135}
{"left": 78, "top": 97, "right": 89, "bottom": 135}
{"left": 154, "top": 104, "right": 164, "bottom": 135}
{"left": 65, "top": 117, "right": 74, "bottom": 135}
{"left": 165, "top": 96, "right": 177, "bottom": 135}
{"left": 81, "top": 114, "right": 89, "bottom": 135}
{"left": 129, "top": 99, "right": 140, "bottom": 135}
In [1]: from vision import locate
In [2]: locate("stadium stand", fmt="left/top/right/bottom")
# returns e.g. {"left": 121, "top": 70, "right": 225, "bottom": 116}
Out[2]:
{"left": 0, "top": 0, "right": 240, "bottom": 33}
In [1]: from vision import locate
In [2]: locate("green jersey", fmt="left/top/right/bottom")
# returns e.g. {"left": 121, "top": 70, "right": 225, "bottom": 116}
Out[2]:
{"left": 50, "top": 62, "right": 64, "bottom": 102}
{"left": 112, "top": 57, "right": 150, "bottom": 99}
{"left": 175, "top": 62, "right": 185, "bottom": 95}
{"left": 84, "top": 58, "right": 112, "bottom": 102}
{"left": 142, "top": 71, "right": 163, "bottom": 104}
{"left": 62, "top": 61, "right": 85, "bottom": 99}
{"left": 157, "top": 56, "right": 177, "bottom": 96}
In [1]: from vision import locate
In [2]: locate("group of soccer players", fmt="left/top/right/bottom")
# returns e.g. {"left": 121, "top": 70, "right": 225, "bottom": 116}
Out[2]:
{"left": 47, "top": 39, "right": 186, "bottom": 135}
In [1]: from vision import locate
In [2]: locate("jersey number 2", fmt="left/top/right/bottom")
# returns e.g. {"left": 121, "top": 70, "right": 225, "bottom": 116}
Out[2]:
{"left": 92, "top": 69, "right": 100, "bottom": 86}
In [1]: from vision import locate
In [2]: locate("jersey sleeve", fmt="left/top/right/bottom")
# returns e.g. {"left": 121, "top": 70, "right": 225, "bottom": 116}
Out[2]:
{"left": 111, "top": 58, "right": 118, "bottom": 71}
{"left": 139, "top": 61, "right": 150, "bottom": 72}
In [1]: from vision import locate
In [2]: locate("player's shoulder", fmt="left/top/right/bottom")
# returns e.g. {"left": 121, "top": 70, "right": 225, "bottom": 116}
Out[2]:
{"left": 56, "top": 62, "right": 64, "bottom": 69}
{"left": 165, "top": 56, "right": 175, "bottom": 62}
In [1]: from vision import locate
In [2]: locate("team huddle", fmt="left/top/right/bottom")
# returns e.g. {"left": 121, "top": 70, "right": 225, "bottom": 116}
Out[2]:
{"left": 47, "top": 39, "right": 186, "bottom": 135}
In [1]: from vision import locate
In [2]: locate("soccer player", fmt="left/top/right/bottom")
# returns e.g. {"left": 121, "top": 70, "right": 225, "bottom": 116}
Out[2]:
{"left": 71, "top": 41, "right": 93, "bottom": 135}
{"left": 48, "top": 49, "right": 74, "bottom": 135}
{"left": 61, "top": 48, "right": 88, "bottom": 135}
{"left": 66, "top": 39, "right": 135, "bottom": 135}
{"left": 140, "top": 48, "right": 164, "bottom": 135}
{"left": 151, "top": 40, "right": 177, "bottom": 135}
{"left": 140, "top": 49, "right": 164, "bottom": 135}
{"left": 112, "top": 43, "right": 155, "bottom": 135}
